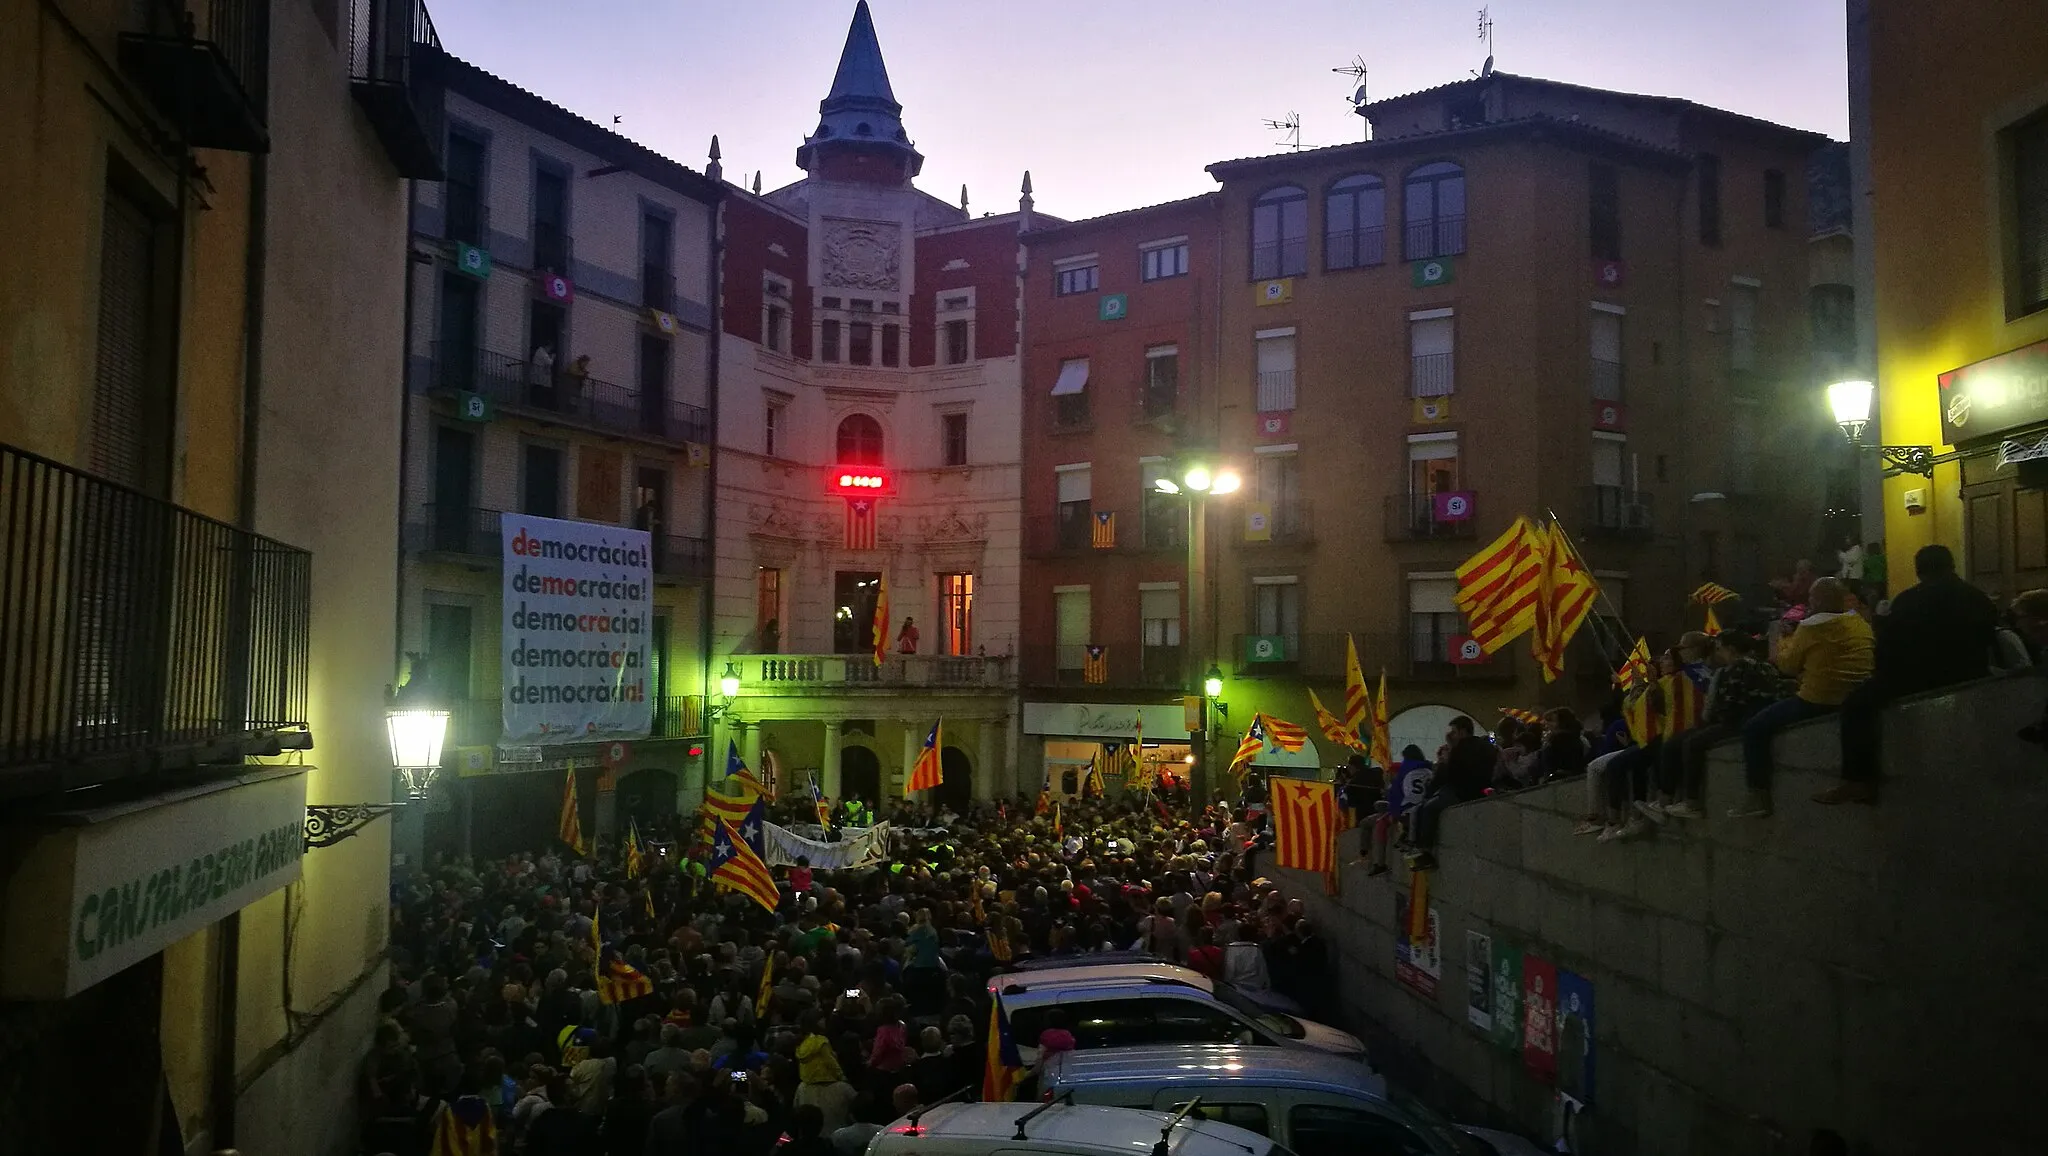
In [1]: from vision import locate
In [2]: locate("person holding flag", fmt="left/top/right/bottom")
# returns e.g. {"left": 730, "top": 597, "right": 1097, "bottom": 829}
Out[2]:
{"left": 708, "top": 816, "right": 779, "bottom": 912}
{"left": 907, "top": 720, "right": 944, "bottom": 795}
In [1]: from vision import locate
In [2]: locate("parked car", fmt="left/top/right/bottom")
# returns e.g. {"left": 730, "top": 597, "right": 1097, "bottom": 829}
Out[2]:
{"left": 1008, "top": 953, "right": 1309, "bottom": 1016}
{"left": 988, "top": 965, "right": 1366, "bottom": 1066}
{"left": 1041, "top": 1043, "right": 1548, "bottom": 1156}
{"left": 866, "top": 1100, "right": 1296, "bottom": 1156}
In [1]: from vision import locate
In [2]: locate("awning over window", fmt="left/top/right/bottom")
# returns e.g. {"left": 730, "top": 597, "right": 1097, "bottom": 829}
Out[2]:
{"left": 1051, "top": 359, "right": 1090, "bottom": 396}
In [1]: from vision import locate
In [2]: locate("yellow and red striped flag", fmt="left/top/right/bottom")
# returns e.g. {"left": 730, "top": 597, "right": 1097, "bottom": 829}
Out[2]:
{"left": 592, "top": 911, "right": 654, "bottom": 1005}
{"left": 428, "top": 1096, "right": 498, "bottom": 1156}
{"left": 1261, "top": 713, "right": 1309, "bottom": 752}
{"left": 1613, "top": 637, "right": 1654, "bottom": 690}
{"left": 1660, "top": 668, "right": 1708, "bottom": 737}
{"left": 709, "top": 818, "right": 779, "bottom": 912}
{"left": 624, "top": 820, "right": 644, "bottom": 880}
{"left": 755, "top": 952, "right": 775, "bottom": 1018}
{"left": 557, "top": 767, "right": 587, "bottom": 857}
{"left": 1342, "top": 634, "right": 1370, "bottom": 736}
{"left": 1690, "top": 581, "right": 1737, "bottom": 605}
{"left": 1455, "top": 516, "right": 1544, "bottom": 654}
{"left": 1407, "top": 871, "right": 1431, "bottom": 936}
{"left": 1308, "top": 689, "right": 1367, "bottom": 752}
{"left": 871, "top": 571, "right": 890, "bottom": 668}
{"left": 1623, "top": 686, "right": 1659, "bottom": 747}
{"left": 1369, "top": 670, "right": 1393, "bottom": 772}
{"left": 1499, "top": 707, "right": 1542, "bottom": 727}
{"left": 1702, "top": 605, "right": 1723, "bottom": 636}
{"left": 1269, "top": 776, "right": 1338, "bottom": 877}
{"left": 1531, "top": 521, "right": 1599, "bottom": 683}
{"left": 907, "top": 720, "right": 944, "bottom": 794}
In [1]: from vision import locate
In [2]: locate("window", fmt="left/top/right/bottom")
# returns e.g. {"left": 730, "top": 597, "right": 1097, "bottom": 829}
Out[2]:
{"left": 1255, "top": 331, "right": 1296, "bottom": 412}
{"left": 1141, "top": 586, "right": 1181, "bottom": 649}
{"left": 1055, "top": 261, "right": 1099, "bottom": 296}
{"left": 1254, "top": 450, "right": 1303, "bottom": 537}
{"left": 880, "top": 323, "right": 900, "bottom": 367}
{"left": 641, "top": 212, "right": 673, "bottom": 309}
{"left": 1589, "top": 162, "right": 1620, "bottom": 261}
{"left": 436, "top": 273, "right": 481, "bottom": 392}
{"left": 763, "top": 276, "right": 791, "bottom": 353}
{"left": 1407, "top": 576, "right": 1462, "bottom": 668}
{"left": 821, "top": 296, "right": 841, "bottom": 309}
{"left": 1590, "top": 309, "right": 1623, "bottom": 401}
{"left": 1143, "top": 345, "right": 1178, "bottom": 417}
{"left": 425, "top": 604, "right": 473, "bottom": 701}
{"left": 1054, "top": 587, "right": 1091, "bottom": 677}
{"left": 1141, "top": 240, "right": 1189, "bottom": 281}
{"left": 1141, "top": 461, "right": 1183, "bottom": 549}
{"left": 90, "top": 184, "right": 173, "bottom": 494}
{"left": 939, "top": 573, "right": 974, "bottom": 656}
{"left": 765, "top": 400, "right": 785, "bottom": 457}
{"left": 1592, "top": 434, "right": 1626, "bottom": 488}
{"left": 832, "top": 571, "right": 882, "bottom": 654}
{"left": 941, "top": 412, "right": 969, "bottom": 466}
{"left": 445, "top": 132, "right": 485, "bottom": 246}
{"left": 1728, "top": 283, "right": 1758, "bottom": 372}
{"left": 638, "top": 334, "right": 670, "bottom": 433}
{"left": 525, "top": 297, "right": 565, "bottom": 404}
{"left": 1408, "top": 435, "right": 1459, "bottom": 497}
{"left": 836, "top": 413, "right": 884, "bottom": 464}
{"left": 522, "top": 443, "right": 563, "bottom": 517}
{"left": 1052, "top": 357, "right": 1091, "bottom": 427}
{"left": 431, "top": 425, "right": 476, "bottom": 549}
{"left": 1810, "top": 284, "right": 1855, "bottom": 363}
{"left": 1250, "top": 185, "right": 1308, "bottom": 279}
{"left": 1252, "top": 578, "right": 1300, "bottom": 648}
{"left": 576, "top": 447, "right": 621, "bottom": 521}
{"left": 1176, "top": 1103, "right": 1269, "bottom": 1137}
{"left": 1403, "top": 162, "right": 1466, "bottom": 260}
{"left": 533, "top": 166, "right": 569, "bottom": 271}
{"left": 1697, "top": 153, "right": 1722, "bottom": 246}
{"left": 848, "top": 321, "right": 873, "bottom": 365}
{"left": 2010, "top": 112, "right": 2048, "bottom": 317}
{"left": 756, "top": 568, "right": 781, "bottom": 651}
{"left": 944, "top": 318, "right": 970, "bottom": 364}
{"left": 1149, "top": 999, "right": 1257, "bottom": 1045}
{"left": 820, "top": 319, "right": 841, "bottom": 362}
{"left": 1289, "top": 1104, "right": 1437, "bottom": 1156}
{"left": 1409, "top": 312, "right": 1454, "bottom": 397}
{"left": 1763, "top": 168, "right": 1786, "bottom": 230}
{"left": 633, "top": 466, "right": 668, "bottom": 534}
{"left": 1325, "top": 174, "right": 1386, "bottom": 270}
{"left": 1056, "top": 465, "right": 1093, "bottom": 550}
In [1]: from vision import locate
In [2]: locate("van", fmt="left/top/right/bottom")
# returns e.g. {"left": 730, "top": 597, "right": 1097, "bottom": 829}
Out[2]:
{"left": 988, "top": 965, "right": 1365, "bottom": 1066}
{"left": 866, "top": 1099, "right": 1295, "bottom": 1156}
{"left": 1039, "top": 1044, "right": 1547, "bottom": 1156}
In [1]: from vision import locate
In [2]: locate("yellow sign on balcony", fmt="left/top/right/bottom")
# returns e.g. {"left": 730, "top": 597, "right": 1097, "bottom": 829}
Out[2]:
{"left": 1255, "top": 279, "right": 1294, "bottom": 307}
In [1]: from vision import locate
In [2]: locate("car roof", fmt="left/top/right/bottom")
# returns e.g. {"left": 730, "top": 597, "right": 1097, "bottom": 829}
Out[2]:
{"left": 992, "top": 963, "right": 1215, "bottom": 996}
{"left": 1043, "top": 1044, "right": 1390, "bottom": 1098}
{"left": 1013, "top": 951, "right": 1172, "bottom": 972}
{"left": 878, "top": 1102, "right": 1273, "bottom": 1156}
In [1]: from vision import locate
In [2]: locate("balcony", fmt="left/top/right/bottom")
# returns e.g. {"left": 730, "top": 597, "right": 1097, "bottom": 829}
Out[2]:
{"left": 650, "top": 532, "right": 710, "bottom": 584}
{"left": 427, "top": 343, "right": 710, "bottom": 445}
{"left": 1232, "top": 631, "right": 1516, "bottom": 685}
{"left": 1021, "top": 641, "right": 1183, "bottom": 689}
{"left": 408, "top": 505, "right": 705, "bottom": 581}
{"left": 1025, "top": 511, "right": 1183, "bottom": 557}
{"left": 1403, "top": 216, "right": 1466, "bottom": 261}
{"left": 119, "top": 0, "right": 270, "bottom": 152}
{"left": 0, "top": 443, "right": 312, "bottom": 800}
{"left": 746, "top": 653, "right": 1014, "bottom": 690}
{"left": 1383, "top": 493, "right": 1478, "bottom": 541}
{"left": 446, "top": 693, "right": 705, "bottom": 748}
{"left": 1583, "top": 486, "right": 1654, "bottom": 538}
{"left": 1591, "top": 358, "right": 1624, "bottom": 402}
{"left": 1237, "top": 499, "right": 1313, "bottom": 546}
{"left": 347, "top": 0, "right": 446, "bottom": 179}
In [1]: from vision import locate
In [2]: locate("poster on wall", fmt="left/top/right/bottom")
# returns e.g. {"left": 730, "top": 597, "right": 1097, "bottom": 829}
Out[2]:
{"left": 1522, "top": 953, "right": 1559, "bottom": 1084}
{"left": 1393, "top": 894, "right": 1441, "bottom": 999}
{"left": 1490, "top": 941, "right": 1524, "bottom": 1053}
{"left": 1465, "top": 931, "right": 1493, "bottom": 1032}
{"left": 501, "top": 513, "right": 655, "bottom": 744}
{"left": 1556, "top": 970, "right": 1596, "bottom": 1105}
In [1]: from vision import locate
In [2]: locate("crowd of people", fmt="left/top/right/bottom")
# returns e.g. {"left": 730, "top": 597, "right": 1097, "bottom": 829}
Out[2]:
{"left": 362, "top": 790, "right": 1330, "bottom": 1156}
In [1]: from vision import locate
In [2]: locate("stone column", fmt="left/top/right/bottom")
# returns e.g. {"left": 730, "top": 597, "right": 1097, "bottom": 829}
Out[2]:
{"left": 743, "top": 721, "right": 763, "bottom": 779}
{"left": 823, "top": 720, "right": 843, "bottom": 800}
{"left": 976, "top": 717, "right": 1002, "bottom": 802}
{"left": 901, "top": 724, "right": 918, "bottom": 800}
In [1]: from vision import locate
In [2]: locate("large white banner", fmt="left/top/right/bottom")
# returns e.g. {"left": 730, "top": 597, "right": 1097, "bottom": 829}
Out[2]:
{"left": 501, "top": 513, "right": 654, "bottom": 743}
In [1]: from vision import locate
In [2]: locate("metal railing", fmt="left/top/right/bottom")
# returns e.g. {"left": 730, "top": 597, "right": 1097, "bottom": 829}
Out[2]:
{"left": 1239, "top": 499, "right": 1313, "bottom": 545}
{"left": 1, "top": 444, "right": 311, "bottom": 791}
{"left": 429, "top": 342, "right": 710, "bottom": 444}
{"left": 1325, "top": 225, "right": 1386, "bottom": 270}
{"left": 1583, "top": 486, "right": 1654, "bottom": 537}
{"left": 1410, "top": 353, "right": 1454, "bottom": 398}
{"left": 1383, "top": 493, "right": 1478, "bottom": 541}
{"left": 1025, "top": 512, "right": 1183, "bottom": 556}
{"left": 446, "top": 693, "right": 704, "bottom": 747}
{"left": 652, "top": 533, "right": 709, "bottom": 582}
{"left": 346, "top": 0, "right": 444, "bottom": 175}
{"left": 1020, "top": 642, "right": 1182, "bottom": 689}
{"left": 1404, "top": 215, "right": 1467, "bottom": 261}
{"left": 410, "top": 503, "right": 501, "bottom": 557}
{"left": 1251, "top": 239, "right": 1307, "bottom": 281}
{"left": 746, "top": 653, "right": 1013, "bottom": 689}
{"left": 1232, "top": 631, "right": 1515, "bottom": 684}
{"left": 1590, "top": 359, "right": 1624, "bottom": 402}
{"left": 120, "top": 0, "right": 271, "bottom": 151}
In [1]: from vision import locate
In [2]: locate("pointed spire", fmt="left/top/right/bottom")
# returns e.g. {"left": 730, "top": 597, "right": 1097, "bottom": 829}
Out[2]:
{"left": 752, "top": 171, "right": 763, "bottom": 196}
{"left": 796, "top": 0, "right": 922, "bottom": 180}
{"left": 1019, "top": 171, "right": 1034, "bottom": 231}
{"left": 825, "top": 0, "right": 896, "bottom": 106}
{"left": 960, "top": 184, "right": 969, "bottom": 213}
{"left": 706, "top": 135, "right": 722, "bottom": 182}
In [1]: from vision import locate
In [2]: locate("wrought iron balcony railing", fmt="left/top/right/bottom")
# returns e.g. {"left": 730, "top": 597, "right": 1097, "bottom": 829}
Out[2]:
{"left": 348, "top": 0, "right": 447, "bottom": 179}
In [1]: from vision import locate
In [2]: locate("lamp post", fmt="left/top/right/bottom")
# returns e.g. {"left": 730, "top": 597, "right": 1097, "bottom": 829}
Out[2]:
{"left": 1155, "top": 458, "right": 1240, "bottom": 805}
{"left": 306, "top": 657, "right": 448, "bottom": 850}
{"left": 1827, "top": 377, "right": 1948, "bottom": 478}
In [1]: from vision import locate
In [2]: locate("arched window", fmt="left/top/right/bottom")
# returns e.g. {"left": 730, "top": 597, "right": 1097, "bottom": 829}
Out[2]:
{"left": 1250, "top": 185, "right": 1308, "bottom": 279}
{"left": 1325, "top": 174, "right": 1386, "bottom": 270}
{"left": 1403, "top": 162, "right": 1467, "bottom": 260}
{"left": 836, "top": 413, "right": 884, "bottom": 464}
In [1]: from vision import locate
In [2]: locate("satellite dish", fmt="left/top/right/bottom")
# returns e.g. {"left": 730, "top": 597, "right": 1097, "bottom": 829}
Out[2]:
{"left": 1352, "top": 83, "right": 1369, "bottom": 106}
{"left": 1481, "top": 55, "right": 1495, "bottom": 77}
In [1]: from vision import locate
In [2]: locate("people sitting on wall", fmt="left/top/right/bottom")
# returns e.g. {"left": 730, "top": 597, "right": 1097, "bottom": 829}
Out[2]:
{"left": 1731, "top": 577, "right": 1875, "bottom": 819}
{"left": 1408, "top": 716, "right": 1496, "bottom": 871}
{"left": 1575, "top": 700, "right": 1639, "bottom": 837}
{"left": 1638, "top": 631, "right": 1784, "bottom": 822}
{"left": 1362, "top": 744, "right": 1432, "bottom": 877}
{"left": 1817, "top": 545, "right": 1999, "bottom": 806}
{"left": 1597, "top": 645, "right": 1695, "bottom": 843}
{"left": 1537, "top": 708, "right": 1589, "bottom": 783}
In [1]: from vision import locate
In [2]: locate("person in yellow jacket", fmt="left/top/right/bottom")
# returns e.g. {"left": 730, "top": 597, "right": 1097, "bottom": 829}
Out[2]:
{"left": 1731, "top": 578, "right": 1874, "bottom": 818}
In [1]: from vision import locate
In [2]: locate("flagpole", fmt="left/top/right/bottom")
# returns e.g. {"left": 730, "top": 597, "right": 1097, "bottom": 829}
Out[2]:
{"left": 1543, "top": 509, "right": 1632, "bottom": 681}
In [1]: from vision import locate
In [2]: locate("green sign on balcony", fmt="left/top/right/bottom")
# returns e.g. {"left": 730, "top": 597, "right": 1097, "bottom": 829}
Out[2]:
{"left": 1243, "top": 635, "right": 1291, "bottom": 663}
{"left": 1411, "top": 257, "right": 1454, "bottom": 288}
{"left": 1098, "top": 293, "right": 1128, "bottom": 321}
{"left": 457, "top": 392, "right": 493, "bottom": 422}
{"left": 454, "top": 242, "right": 492, "bottom": 281}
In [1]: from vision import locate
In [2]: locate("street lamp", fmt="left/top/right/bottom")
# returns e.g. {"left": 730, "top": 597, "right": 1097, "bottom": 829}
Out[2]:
{"left": 719, "top": 661, "right": 742, "bottom": 701}
{"left": 385, "top": 661, "right": 450, "bottom": 801}
{"left": 1826, "top": 377, "right": 1944, "bottom": 478}
{"left": 1151, "top": 453, "right": 1242, "bottom": 804}
{"left": 1203, "top": 664, "right": 1224, "bottom": 700}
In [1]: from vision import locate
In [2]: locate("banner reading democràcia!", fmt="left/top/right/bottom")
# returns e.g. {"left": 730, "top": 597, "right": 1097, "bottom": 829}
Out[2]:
{"left": 501, "top": 513, "right": 654, "bottom": 744}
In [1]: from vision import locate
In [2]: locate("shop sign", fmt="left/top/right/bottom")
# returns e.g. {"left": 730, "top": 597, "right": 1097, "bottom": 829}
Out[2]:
{"left": 1022, "top": 702, "right": 1189, "bottom": 740}
{"left": 1939, "top": 337, "right": 2048, "bottom": 445}
{"left": 2, "top": 770, "right": 307, "bottom": 999}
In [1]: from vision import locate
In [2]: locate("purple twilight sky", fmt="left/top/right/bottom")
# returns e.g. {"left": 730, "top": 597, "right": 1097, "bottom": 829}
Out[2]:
{"left": 427, "top": 0, "right": 1849, "bottom": 222}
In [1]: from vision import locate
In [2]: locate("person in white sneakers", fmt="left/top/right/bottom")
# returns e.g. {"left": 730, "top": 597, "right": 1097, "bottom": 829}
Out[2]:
{"left": 1641, "top": 631, "right": 1784, "bottom": 822}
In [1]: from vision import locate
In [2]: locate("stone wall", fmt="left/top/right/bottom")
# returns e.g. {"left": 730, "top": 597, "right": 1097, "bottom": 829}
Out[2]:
{"left": 1275, "top": 676, "right": 2048, "bottom": 1156}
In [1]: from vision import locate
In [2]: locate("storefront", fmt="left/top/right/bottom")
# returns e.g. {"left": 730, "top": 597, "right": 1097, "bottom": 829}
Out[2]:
{"left": 1938, "top": 338, "right": 2048, "bottom": 600}
{"left": 1020, "top": 701, "right": 1191, "bottom": 799}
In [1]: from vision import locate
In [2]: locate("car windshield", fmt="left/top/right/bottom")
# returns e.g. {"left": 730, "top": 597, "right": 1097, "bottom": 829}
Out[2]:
{"left": 1382, "top": 1084, "right": 1491, "bottom": 1156}
{"left": 1208, "top": 979, "right": 1305, "bottom": 1039}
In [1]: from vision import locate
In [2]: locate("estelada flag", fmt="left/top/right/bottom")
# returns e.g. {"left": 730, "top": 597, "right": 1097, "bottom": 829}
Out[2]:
{"left": 557, "top": 767, "right": 587, "bottom": 857}
{"left": 591, "top": 911, "right": 654, "bottom": 1005}
{"left": 428, "top": 1095, "right": 498, "bottom": 1156}
{"left": 1083, "top": 645, "right": 1108, "bottom": 685}
{"left": 907, "top": 720, "right": 944, "bottom": 794}
{"left": 1623, "top": 686, "right": 1660, "bottom": 747}
{"left": 982, "top": 998, "right": 1023, "bottom": 1101}
{"left": 1499, "top": 707, "right": 1542, "bottom": 727}
{"left": 1091, "top": 509, "right": 1117, "bottom": 549}
{"left": 1659, "top": 667, "right": 1709, "bottom": 738}
{"left": 709, "top": 818, "right": 779, "bottom": 912}
{"left": 702, "top": 784, "right": 758, "bottom": 829}
{"left": 1269, "top": 776, "right": 1338, "bottom": 877}
{"left": 1613, "top": 637, "right": 1654, "bottom": 690}
{"left": 1308, "top": 688, "right": 1367, "bottom": 752}
{"left": 1455, "top": 515, "right": 1543, "bottom": 654}
{"left": 1228, "top": 716, "right": 1268, "bottom": 778}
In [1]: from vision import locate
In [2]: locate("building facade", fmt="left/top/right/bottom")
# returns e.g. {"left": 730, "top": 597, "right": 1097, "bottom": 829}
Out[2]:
{"left": 0, "top": 0, "right": 439, "bottom": 1151}
{"left": 398, "top": 51, "right": 721, "bottom": 856}
{"left": 710, "top": 1, "right": 1036, "bottom": 810}
{"left": 1857, "top": 0, "right": 2048, "bottom": 599}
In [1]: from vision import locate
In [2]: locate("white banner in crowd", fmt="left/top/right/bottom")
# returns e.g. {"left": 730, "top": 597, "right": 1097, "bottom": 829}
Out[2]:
{"left": 760, "top": 822, "right": 891, "bottom": 870}
{"left": 500, "top": 513, "right": 654, "bottom": 744}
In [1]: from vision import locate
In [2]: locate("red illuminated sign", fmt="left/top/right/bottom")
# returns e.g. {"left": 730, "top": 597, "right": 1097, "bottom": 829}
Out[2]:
{"left": 829, "top": 468, "right": 896, "bottom": 496}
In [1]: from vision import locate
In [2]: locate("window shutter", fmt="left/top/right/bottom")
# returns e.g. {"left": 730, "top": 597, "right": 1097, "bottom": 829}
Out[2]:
{"left": 1255, "top": 335, "right": 1296, "bottom": 411}
{"left": 1055, "top": 590, "right": 1091, "bottom": 646}
{"left": 1590, "top": 312, "right": 1622, "bottom": 362}
{"left": 1056, "top": 467, "right": 1092, "bottom": 505}
{"left": 1140, "top": 587, "right": 1179, "bottom": 623}
{"left": 2016, "top": 117, "right": 2048, "bottom": 310}
{"left": 91, "top": 190, "right": 156, "bottom": 490}
{"left": 1409, "top": 578, "right": 1459, "bottom": 615}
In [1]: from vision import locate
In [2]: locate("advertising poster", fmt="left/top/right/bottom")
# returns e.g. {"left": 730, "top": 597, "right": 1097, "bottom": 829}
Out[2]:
{"left": 1393, "top": 894, "right": 1441, "bottom": 999}
{"left": 1522, "top": 953, "right": 1560, "bottom": 1083}
{"left": 501, "top": 514, "right": 655, "bottom": 743}
{"left": 1490, "top": 941, "right": 1524, "bottom": 1053}
{"left": 1556, "top": 970, "right": 1596, "bottom": 1105}
{"left": 1465, "top": 931, "right": 1494, "bottom": 1032}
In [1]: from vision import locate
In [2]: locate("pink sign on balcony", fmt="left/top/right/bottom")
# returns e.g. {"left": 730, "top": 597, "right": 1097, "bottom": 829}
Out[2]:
{"left": 1432, "top": 490, "right": 1475, "bottom": 522}
{"left": 541, "top": 273, "right": 575, "bottom": 304}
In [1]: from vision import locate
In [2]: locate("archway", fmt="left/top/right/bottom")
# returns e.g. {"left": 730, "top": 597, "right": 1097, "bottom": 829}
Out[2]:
{"left": 1389, "top": 704, "right": 1463, "bottom": 765}
{"left": 617, "top": 768, "right": 678, "bottom": 830}
{"left": 841, "top": 745, "right": 882, "bottom": 808}
{"left": 934, "top": 747, "right": 973, "bottom": 811}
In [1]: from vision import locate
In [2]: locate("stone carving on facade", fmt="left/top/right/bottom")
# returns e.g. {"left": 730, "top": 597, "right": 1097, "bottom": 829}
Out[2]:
{"left": 750, "top": 500, "right": 810, "bottom": 543}
{"left": 820, "top": 218, "right": 902, "bottom": 290}
{"left": 919, "top": 506, "right": 990, "bottom": 545}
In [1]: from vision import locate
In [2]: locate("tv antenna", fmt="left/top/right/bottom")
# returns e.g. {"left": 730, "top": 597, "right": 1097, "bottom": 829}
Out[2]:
{"left": 1262, "top": 111, "right": 1302, "bottom": 151}
{"left": 1333, "top": 56, "right": 1370, "bottom": 139}
{"left": 1476, "top": 7, "right": 1496, "bottom": 76}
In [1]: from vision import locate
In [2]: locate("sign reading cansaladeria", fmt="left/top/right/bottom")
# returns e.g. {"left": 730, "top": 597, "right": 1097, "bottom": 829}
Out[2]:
{"left": 501, "top": 513, "right": 654, "bottom": 743}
